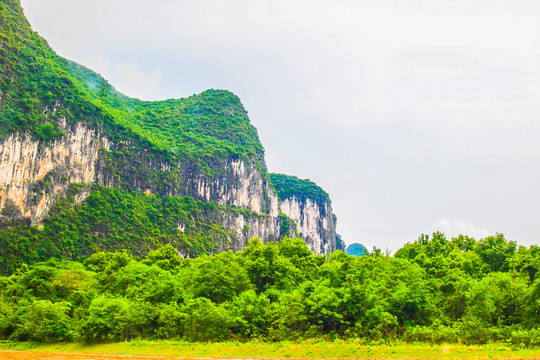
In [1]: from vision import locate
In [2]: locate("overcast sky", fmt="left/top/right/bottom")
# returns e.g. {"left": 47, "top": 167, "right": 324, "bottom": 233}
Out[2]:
{"left": 21, "top": 0, "right": 540, "bottom": 251}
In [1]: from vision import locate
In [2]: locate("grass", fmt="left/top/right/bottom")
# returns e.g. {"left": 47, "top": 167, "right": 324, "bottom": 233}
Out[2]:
{"left": 0, "top": 340, "right": 539, "bottom": 359}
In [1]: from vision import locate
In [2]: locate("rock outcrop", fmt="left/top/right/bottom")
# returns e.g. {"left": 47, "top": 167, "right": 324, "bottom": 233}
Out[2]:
{"left": 0, "top": 124, "right": 284, "bottom": 243}
{"left": 0, "top": 122, "right": 109, "bottom": 223}
{"left": 269, "top": 173, "right": 344, "bottom": 254}
{"left": 280, "top": 196, "right": 339, "bottom": 254}
{"left": 0, "top": 123, "right": 338, "bottom": 254}
{"left": 194, "top": 159, "right": 279, "bottom": 217}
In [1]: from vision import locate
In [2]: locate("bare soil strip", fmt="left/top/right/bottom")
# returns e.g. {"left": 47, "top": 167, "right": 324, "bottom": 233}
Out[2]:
{"left": 1, "top": 350, "right": 539, "bottom": 360}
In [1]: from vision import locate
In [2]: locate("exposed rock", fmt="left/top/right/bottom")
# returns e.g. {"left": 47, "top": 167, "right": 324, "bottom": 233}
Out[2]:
{"left": 0, "top": 122, "right": 109, "bottom": 224}
{"left": 280, "top": 196, "right": 340, "bottom": 254}
{"left": 0, "top": 123, "right": 287, "bottom": 249}
{"left": 193, "top": 159, "right": 279, "bottom": 216}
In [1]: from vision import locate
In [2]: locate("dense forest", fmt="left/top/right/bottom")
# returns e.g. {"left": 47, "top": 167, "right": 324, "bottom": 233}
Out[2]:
{"left": 0, "top": 184, "right": 292, "bottom": 275}
{"left": 0, "top": 233, "right": 537, "bottom": 346}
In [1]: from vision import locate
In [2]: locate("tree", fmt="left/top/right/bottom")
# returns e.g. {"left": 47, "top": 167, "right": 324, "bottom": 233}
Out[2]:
{"left": 241, "top": 238, "right": 300, "bottom": 293}
{"left": 183, "top": 251, "right": 251, "bottom": 303}
{"left": 80, "top": 296, "right": 145, "bottom": 342}
{"left": 142, "top": 244, "right": 182, "bottom": 272}
{"left": 474, "top": 234, "right": 517, "bottom": 272}
{"left": 14, "top": 300, "right": 72, "bottom": 342}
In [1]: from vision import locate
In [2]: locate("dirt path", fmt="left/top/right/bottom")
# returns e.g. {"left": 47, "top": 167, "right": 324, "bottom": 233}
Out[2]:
{"left": 0, "top": 351, "right": 197, "bottom": 360}
{"left": 1, "top": 350, "right": 537, "bottom": 360}
{"left": 0, "top": 352, "right": 293, "bottom": 360}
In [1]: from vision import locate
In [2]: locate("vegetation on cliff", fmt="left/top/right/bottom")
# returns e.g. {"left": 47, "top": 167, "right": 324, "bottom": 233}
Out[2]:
{"left": 0, "top": 234, "right": 537, "bottom": 346}
{"left": 0, "top": 184, "right": 296, "bottom": 275}
{"left": 0, "top": 0, "right": 264, "bottom": 164}
{"left": 269, "top": 173, "right": 330, "bottom": 205}
{"left": 0, "top": 0, "right": 316, "bottom": 264}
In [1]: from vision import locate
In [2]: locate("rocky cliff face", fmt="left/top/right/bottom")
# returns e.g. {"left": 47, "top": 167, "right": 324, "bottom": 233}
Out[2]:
{"left": 195, "top": 159, "right": 279, "bottom": 217}
{"left": 0, "top": 122, "right": 339, "bottom": 254}
{"left": 0, "top": 121, "right": 109, "bottom": 223}
{"left": 0, "top": 123, "right": 283, "bottom": 242}
{"left": 269, "top": 173, "right": 344, "bottom": 254}
{"left": 203, "top": 210, "right": 292, "bottom": 254}
{"left": 94, "top": 147, "right": 279, "bottom": 217}
{"left": 280, "top": 196, "right": 339, "bottom": 254}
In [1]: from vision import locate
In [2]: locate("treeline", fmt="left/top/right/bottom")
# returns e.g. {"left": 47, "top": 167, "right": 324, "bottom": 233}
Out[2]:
{"left": 0, "top": 234, "right": 538, "bottom": 346}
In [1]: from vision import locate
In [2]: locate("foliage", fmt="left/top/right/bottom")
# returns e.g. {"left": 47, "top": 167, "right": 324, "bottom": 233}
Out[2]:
{"left": 11, "top": 299, "right": 72, "bottom": 342}
{"left": 0, "top": 0, "right": 264, "bottom": 169}
{"left": 0, "top": 184, "right": 272, "bottom": 275}
{"left": 0, "top": 233, "right": 538, "bottom": 346}
{"left": 269, "top": 173, "right": 330, "bottom": 206}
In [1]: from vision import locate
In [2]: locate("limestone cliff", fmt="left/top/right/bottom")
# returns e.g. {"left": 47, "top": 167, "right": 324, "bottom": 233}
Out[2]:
{"left": 280, "top": 197, "right": 339, "bottom": 254}
{"left": 269, "top": 173, "right": 345, "bottom": 254}
{"left": 0, "top": 122, "right": 282, "bottom": 239}
{"left": 0, "top": 121, "right": 109, "bottom": 223}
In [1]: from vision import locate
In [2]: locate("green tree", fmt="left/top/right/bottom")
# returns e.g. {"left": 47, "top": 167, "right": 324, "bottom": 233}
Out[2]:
{"left": 142, "top": 244, "right": 183, "bottom": 272}
{"left": 14, "top": 300, "right": 72, "bottom": 342}
{"left": 465, "top": 272, "right": 527, "bottom": 327}
{"left": 241, "top": 238, "right": 301, "bottom": 293}
{"left": 474, "top": 234, "right": 517, "bottom": 272}
{"left": 80, "top": 296, "right": 146, "bottom": 342}
{"left": 184, "top": 298, "right": 238, "bottom": 341}
{"left": 183, "top": 251, "right": 251, "bottom": 303}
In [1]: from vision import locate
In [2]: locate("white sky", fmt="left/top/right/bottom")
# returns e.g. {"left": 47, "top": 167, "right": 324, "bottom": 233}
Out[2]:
{"left": 21, "top": 0, "right": 540, "bottom": 251}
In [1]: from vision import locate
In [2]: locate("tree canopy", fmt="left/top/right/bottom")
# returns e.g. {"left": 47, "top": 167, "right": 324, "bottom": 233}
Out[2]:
{"left": 0, "top": 234, "right": 538, "bottom": 346}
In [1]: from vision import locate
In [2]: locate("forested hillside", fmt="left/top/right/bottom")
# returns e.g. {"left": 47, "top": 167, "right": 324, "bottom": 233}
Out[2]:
{"left": 0, "top": 0, "right": 342, "bottom": 269}
{"left": 0, "top": 184, "right": 282, "bottom": 274}
{"left": 0, "top": 0, "right": 263, "bottom": 164}
{"left": 0, "top": 233, "right": 538, "bottom": 346}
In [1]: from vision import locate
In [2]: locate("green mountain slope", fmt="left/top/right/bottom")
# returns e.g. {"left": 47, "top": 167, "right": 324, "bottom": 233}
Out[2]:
{"left": 66, "top": 60, "right": 265, "bottom": 165}
{"left": 0, "top": 183, "right": 279, "bottom": 274}
{"left": 0, "top": 0, "right": 264, "bottom": 166}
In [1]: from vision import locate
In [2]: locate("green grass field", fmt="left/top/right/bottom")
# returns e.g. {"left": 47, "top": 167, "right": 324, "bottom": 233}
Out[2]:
{"left": 1, "top": 340, "right": 539, "bottom": 359}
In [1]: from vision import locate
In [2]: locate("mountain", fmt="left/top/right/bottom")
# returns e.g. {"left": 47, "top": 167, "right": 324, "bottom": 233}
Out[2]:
{"left": 0, "top": 0, "right": 344, "bottom": 273}
{"left": 345, "top": 243, "right": 367, "bottom": 257}
{"left": 269, "top": 174, "right": 344, "bottom": 254}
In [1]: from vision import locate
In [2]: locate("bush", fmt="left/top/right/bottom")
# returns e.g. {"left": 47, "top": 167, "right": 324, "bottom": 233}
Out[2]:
{"left": 80, "top": 296, "right": 146, "bottom": 342}
{"left": 403, "top": 324, "right": 460, "bottom": 344}
{"left": 508, "top": 328, "right": 540, "bottom": 348}
{"left": 12, "top": 300, "right": 72, "bottom": 342}
{"left": 183, "top": 297, "right": 239, "bottom": 341}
